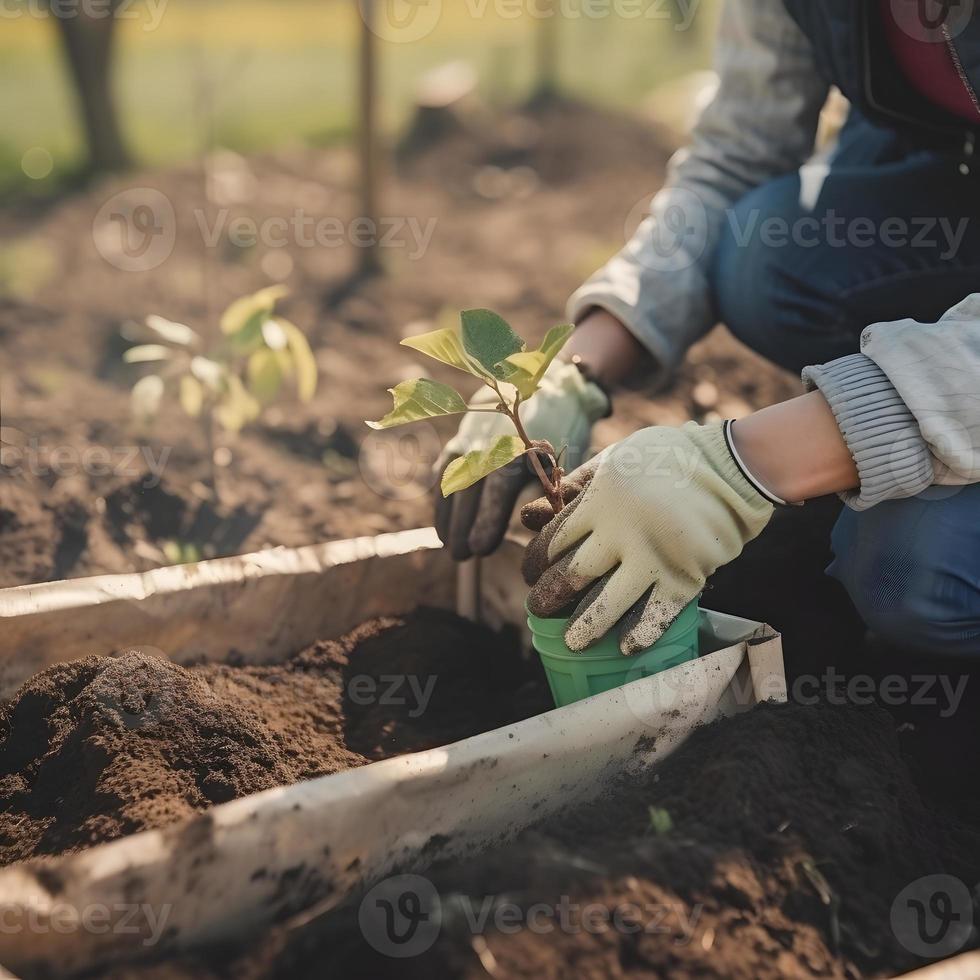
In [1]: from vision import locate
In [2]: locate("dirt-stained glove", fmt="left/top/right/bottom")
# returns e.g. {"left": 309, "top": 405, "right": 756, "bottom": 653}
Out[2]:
{"left": 521, "top": 421, "right": 778, "bottom": 654}
{"left": 435, "top": 360, "right": 609, "bottom": 561}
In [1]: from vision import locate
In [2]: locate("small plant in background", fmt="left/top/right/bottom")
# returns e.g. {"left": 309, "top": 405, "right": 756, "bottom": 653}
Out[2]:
{"left": 367, "top": 308, "right": 573, "bottom": 514}
{"left": 124, "top": 285, "right": 318, "bottom": 499}
{"left": 648, "top": 806, "right": 673, "bottom": 836}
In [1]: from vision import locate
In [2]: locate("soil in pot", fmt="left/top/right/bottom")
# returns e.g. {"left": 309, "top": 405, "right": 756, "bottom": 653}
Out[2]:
{"left": 143, "top": 700, "right": 980, "bottom": 980}
{"left": 0, "top": 607, "right": 551, "bottom": 865}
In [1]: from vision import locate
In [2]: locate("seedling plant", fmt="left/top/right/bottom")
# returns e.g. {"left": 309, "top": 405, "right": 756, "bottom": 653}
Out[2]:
{"left": 124, "top": 285, "right": 318, "bottom": 501}
{"left": 368, "top": 308, "right": 573, "bottom": 515}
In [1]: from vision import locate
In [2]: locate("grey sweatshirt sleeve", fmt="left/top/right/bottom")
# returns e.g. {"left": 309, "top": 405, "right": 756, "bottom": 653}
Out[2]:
{"left": 568, "top": 0, "right": 829, "bottom": 381}
{"left": 803, "top": 294, "right": 980, "bottom": 510}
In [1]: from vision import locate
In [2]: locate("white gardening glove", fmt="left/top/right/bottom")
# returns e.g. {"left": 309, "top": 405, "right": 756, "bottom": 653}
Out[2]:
{"left": 521, "top": 421, "right": 778, "bottom": 654}
{"left": 435, "top": 360, "right": 609, "bottom": 560}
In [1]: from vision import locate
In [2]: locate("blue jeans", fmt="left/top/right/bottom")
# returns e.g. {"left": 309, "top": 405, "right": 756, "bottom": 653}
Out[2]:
{"left": 709, "top": 114, "right": 980, "bottom": 655}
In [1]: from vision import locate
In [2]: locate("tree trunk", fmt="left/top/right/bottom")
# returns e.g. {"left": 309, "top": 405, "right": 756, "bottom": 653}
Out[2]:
{"left": 53, "top": 2, "right": 130, "bottom": 172}
{"left": 534, "top": 2, "right": 560, "bottom": 100}
{"left": 357, "top": 0, "right": 381, "bottom": 276}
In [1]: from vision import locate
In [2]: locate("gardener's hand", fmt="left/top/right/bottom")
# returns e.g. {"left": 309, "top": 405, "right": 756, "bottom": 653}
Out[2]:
{"left": 521, "top": 421, "right": 778, "bottom": 654}
{"left": 435, "top": 360, "right": 609, "bottom": 561}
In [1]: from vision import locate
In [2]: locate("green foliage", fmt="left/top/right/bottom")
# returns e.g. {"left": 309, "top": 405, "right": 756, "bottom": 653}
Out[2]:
{"left": 648, "top": 806, "right": 673, "bottom": 836}
{"left": 367, "top": 379, "right": 468, "bottom": 430}
{"left": 368, "top": 309, "right": 574, "bottom": 499}
{"left": 219, "top": 285, "right": 289, "bottom": 335}
{"left": 497, "top": 323, "right": 575, "bottom": 399}
{"left": 441, "top": 435, "right": 525, "bottom": 496}
{"left": 124, "top": 286, "right": 319, "bottom": 436}
{"left": 400, "top": 326, "right": 480, "bottom": 376}
{"left": 460, "top": 308, "right": 524, "bottom": 378}
{"left": 163, "top": 540, "right": 203, "bottom": 566}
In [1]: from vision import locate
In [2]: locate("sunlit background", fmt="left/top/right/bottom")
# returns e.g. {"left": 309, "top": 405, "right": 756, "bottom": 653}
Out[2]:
{"left": 2, "top": 0, "right": 718, "bottom": 194}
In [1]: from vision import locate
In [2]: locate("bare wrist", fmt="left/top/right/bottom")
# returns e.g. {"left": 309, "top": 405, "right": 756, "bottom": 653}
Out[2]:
{"left": 730, "top": 392, "right": 859, "bottom": 504}
{"left": 563, "top": 308, "right": 653, "bottom": 389}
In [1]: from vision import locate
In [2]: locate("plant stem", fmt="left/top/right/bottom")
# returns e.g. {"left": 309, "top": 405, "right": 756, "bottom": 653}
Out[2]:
{"left": 507, "top": 393, "right": 564, "bottom": 514}
{"left": 202, "top": 404, "right": 220, "bottom": 505}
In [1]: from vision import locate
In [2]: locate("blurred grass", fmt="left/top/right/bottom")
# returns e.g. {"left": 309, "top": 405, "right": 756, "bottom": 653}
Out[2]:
{"left": 0, "top": 0, "right": 718, "bottom": 194}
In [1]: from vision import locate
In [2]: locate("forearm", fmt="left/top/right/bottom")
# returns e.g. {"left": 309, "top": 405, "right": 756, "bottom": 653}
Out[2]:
{"left": 731, "top": 391, "right": 859, "bottom": 504}
{"left": 563, "top": 308, "right": 654, "bottom": 389}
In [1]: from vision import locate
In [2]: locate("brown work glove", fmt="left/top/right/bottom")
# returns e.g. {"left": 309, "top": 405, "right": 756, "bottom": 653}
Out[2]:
{"left": 434, "top": 361, "right": 608, "bottom": 560}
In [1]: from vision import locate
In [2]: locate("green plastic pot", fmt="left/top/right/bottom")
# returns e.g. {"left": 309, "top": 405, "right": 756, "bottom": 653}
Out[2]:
{"left": 527, "top": 599, "right": 700, "bottom": 708}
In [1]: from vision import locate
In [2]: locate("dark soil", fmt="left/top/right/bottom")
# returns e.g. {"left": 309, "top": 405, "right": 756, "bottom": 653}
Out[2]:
{"left": 0, "top": 608, "right": 551, "bottom": 865}
{"left": 141, "top": 701, "right": 980, "bottom": 980}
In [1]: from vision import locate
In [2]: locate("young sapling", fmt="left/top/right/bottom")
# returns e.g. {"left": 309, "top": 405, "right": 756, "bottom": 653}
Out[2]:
{"left": 367, "top": 309, "right": 575, "bottom": 514}
{"left": 123, "top": 285, "right": 318, "bottom": 501}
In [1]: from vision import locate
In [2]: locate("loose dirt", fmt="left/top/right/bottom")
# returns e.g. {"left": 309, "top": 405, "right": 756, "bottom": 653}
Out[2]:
{"left": 0, "top": 608, "right": 550, "bottom": 865}
{"left": 147, "top": 701, "right": 979, "bottom": 980}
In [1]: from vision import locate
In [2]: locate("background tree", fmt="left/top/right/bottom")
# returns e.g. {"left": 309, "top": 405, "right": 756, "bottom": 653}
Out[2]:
{"left": 533, "top": 1, "right": 560, "bottom": 102}
{"left": 357, "top": 0, "right": 381, "bottom": 275}
{"left": 51, "top": 0, "right": 131, "bottom": 172}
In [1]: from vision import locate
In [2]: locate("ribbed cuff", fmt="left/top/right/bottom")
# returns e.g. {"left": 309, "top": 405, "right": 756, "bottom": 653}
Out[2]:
{"left": 802, "top": 353, "right": 934, "bottom": 511}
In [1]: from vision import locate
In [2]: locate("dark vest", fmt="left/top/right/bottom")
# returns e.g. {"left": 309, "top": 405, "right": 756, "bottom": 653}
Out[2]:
{"left": 782, "top": 0, "right": 980, "bottom": 150}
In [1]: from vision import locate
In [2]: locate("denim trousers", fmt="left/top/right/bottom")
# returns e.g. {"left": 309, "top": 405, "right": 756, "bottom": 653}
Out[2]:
{"left": 709, "top": 113, "right": 980, "bottom": 654}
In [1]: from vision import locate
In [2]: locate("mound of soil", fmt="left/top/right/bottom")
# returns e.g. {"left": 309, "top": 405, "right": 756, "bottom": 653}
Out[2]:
{"left": 169, "top": 702, "right": 978, "bottom": 980}
{"left": 0, "top": 608, "right": 550, "bottom": 865}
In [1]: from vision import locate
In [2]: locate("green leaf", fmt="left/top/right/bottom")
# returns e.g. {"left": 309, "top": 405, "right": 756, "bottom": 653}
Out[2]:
{"left": 220, "top": 285, "right": 288, "bottom": 335}
{"left": 367, "top": 379, "right": 468, "bottom": 430}
{"left": 247, "top": 349, "right": 283, "bottom": 402}
{"left": 163, "top": 539, "right": 202, "bottom": 565}
{"left": 214, "top": 374, "right": 260, "bottom": 433}
{"left": 124, "top": 344, "right": 172, "bottom": 364}
{"left": 179, "top": 375, "right": 204, "bottom": 418}
{"left": 460, "top": 309, "right": 524, "bottom": 377}
{"left": 145, "top": 315, "right": 197, "bottom": 346}
{"left": 275, "top": 317, "right": 318, "bottom": 402}
{"left": 441, "top": 434, "right": 525, "bottom": 496}
{"left": 400, "top": 327, "right": 486, "bottom": 378}
{"left": 498, "top": 323, "right": 575, "bottom": 398}
{"left": 227, "top": 311, "right": 268, "bottom": 354}
{"left": 648, "top": 807, "right": 673, "bottom": 836}
{"left": 131, "top": 374, "right": 164, "bottom": 421}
